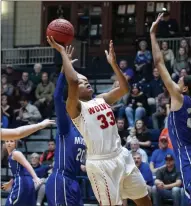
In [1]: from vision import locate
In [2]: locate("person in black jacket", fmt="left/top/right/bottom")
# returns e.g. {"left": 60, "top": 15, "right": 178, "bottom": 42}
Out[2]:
{"left": 125, "top": 84, "right": 148, "bottom": 128}
{"left": 157, "top": 11, "right": 179, "bottom": 37}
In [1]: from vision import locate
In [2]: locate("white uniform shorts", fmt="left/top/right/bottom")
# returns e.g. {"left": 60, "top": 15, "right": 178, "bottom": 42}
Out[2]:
{"left": 86, "top": 147, "right": 148, "bottom": 205}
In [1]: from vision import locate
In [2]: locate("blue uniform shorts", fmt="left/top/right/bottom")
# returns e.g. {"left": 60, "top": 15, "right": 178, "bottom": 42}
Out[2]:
{"left": 6, "top": 176, "right": 36, "bottom": 206}
{"left": 46, "top": 172, "right": 83, "bottom": 206}
{"left": 181, "top": 164, "right": 191, "bottom": 205}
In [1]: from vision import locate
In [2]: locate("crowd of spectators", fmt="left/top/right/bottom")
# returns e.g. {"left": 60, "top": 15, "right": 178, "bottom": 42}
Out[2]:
{"left": 1, "top": 37, "right": 191, "bottom": 205}
{"left": 1, "top": 63, "right": 55, "bottom": 129}
{"left": 114, "top": 37, "right": 191, "bottom": 205}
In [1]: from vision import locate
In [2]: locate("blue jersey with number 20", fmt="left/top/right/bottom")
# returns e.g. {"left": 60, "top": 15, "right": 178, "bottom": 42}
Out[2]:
{"left": 45, "top": 73, "right": 85, "bottom": 206}
{"left": 53, "top": 73, "right": 86, "bottom": 177}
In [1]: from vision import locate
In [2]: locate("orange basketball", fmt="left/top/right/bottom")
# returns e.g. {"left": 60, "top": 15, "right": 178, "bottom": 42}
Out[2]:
{"left": 46, "top": 19, "right": 74, "bottom": 45}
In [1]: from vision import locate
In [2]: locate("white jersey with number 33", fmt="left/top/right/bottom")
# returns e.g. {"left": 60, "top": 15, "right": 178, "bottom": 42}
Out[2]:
{"left": 72, "top": 98, "right": 121, "bottom": 156}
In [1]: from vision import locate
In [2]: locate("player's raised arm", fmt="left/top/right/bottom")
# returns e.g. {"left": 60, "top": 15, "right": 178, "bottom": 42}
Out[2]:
{"left": 54, "top": 71, "right": 70, "bottom": 134}
{"left": 150, "top": 13, "right": 183, "bottom": 107}
{"left": 98, "top": 40, "right": 129, "bottom": 105}
{"left": 1, "top": 119, "right": 55, "bottom": 140}
{"left": 54, "top": 46, "right": 78, "bottom": 135}
{"left": 47, "top": 36, "right": 81, "bottom": 119}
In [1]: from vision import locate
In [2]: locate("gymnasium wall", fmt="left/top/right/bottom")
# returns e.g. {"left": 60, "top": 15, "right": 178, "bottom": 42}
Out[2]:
{"left": 1, "top": 1, "right": 14, "bottom": 48}
{"left": 15, "top": 1, "right": 41, "bottom": 46}
{"left": 1, "top": 1, "right": 42, "bottom": 48}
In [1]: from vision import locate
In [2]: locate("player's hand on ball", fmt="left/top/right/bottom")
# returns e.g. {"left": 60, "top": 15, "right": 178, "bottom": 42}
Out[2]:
{"left": 66, "top": 45, "right": 78, "bottom": 64}
{"left": 150, "top": 13, "right": 163, "bottom": 34}
{"left": 105, "top": 40, "right": 116, "bottom": 66}
{"left": 47, "top": 36, "right": 65, "bottom": 54}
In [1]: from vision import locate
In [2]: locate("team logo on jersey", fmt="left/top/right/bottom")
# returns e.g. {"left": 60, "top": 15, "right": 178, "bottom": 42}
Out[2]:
{"left": 74, "top": 136, "right": 86, "bottom": 146}
{"left": 88, "top": 103, "right": 111, "bottom": 115}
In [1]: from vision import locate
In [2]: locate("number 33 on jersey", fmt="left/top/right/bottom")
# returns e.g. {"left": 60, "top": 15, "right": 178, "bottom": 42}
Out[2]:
{"left": 72, "top": 98, "right": 121, "bottom": 155}
{"left": 97, "top": 112, "right": 115, "bottom": 129}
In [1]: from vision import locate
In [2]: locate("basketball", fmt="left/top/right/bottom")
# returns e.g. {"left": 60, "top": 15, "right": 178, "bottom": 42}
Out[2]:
{"left": 46, "top": 19, "right": 74, "bottom": 45}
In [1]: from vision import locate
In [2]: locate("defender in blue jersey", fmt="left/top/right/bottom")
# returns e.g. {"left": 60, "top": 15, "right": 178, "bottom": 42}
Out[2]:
{"left": 45, "top": 52, "right": 86, "bottom": 206}
{"left": 150, "top": 13, "right": 191, "bottom": 204}
{"left": 2, "top": 140, "right": 42, "bottom": 206}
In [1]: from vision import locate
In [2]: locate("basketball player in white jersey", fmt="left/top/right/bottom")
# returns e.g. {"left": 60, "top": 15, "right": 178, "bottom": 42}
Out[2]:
{"left": 47, "top": 36, "right": 151, "bottom": 206}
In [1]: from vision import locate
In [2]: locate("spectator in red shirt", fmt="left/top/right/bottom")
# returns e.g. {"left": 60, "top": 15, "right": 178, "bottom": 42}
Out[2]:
{"left": 159, "top": 128, "right": 173, "bottom": 149}
{"left": 40, "top": 139, "right": 55, "bottom": 165}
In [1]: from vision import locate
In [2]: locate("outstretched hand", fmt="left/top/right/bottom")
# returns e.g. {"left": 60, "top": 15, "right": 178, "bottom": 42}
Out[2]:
{"left": 150, "top": 13, "right": 163, "bottom": 34}
{"left": 47, "top": 36, "right": 65, "bottom": 54}
{"left": 66, "top": 45, "right": 78, "bottom": 64}
{"left": 39, "top": 119, "right": 56, "bottom": 128}
{"left": 105, "top": 40, "right": 116, "bottom": 66}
